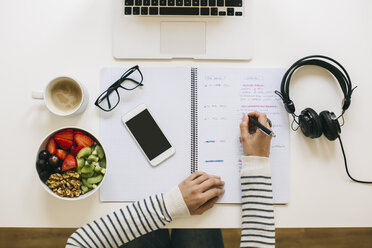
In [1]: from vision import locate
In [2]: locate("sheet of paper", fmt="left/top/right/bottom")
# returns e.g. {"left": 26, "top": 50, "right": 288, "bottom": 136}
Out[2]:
{"left": 99, "top": 67, "right": 191, "bottom": 202}
{"left": 196, "top": 68, "right": 289, "bottom": 204}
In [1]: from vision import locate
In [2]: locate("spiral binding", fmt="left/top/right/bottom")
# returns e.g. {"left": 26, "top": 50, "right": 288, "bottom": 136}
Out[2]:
{"left": 191, "top": 68, "right": 199, "bottom": 173}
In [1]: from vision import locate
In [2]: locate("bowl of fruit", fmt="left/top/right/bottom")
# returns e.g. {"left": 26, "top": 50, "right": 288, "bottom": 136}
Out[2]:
{"left": 36, "top": 128, "right": 107, "bottom": 200}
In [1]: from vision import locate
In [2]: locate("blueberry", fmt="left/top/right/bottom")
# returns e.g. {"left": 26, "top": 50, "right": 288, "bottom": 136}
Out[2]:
{"left": 36, "top": 159, "right": 47, "bottom": 173}
{"left": 38, "top": 150, "right": 49, "bottom": 160}
{"left": 39, "top": 171, "right": 51, "bottom": 182}
{"left": 48, "top": 155, "right": 59, "bottom": 168}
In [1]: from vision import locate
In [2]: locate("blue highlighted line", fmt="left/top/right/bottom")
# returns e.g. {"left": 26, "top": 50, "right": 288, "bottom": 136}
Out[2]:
{"left": 205, "top": 160, "right": 224, "bottom": 163}
{"left": 205, "top": 140, "right": 216, "bottom": 143}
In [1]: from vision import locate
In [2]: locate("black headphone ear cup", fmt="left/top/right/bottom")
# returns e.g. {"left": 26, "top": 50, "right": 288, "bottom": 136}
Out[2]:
{"left": 319, "top": 111, "right": 341, "bottom": 141}
{"left": 298, "top": 108, "right": 323, "bottom": 138}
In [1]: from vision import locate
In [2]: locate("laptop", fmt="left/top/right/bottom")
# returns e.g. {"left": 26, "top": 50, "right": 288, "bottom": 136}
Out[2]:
{"left": 112, "top": 0, "right": 253, "bottom": 60}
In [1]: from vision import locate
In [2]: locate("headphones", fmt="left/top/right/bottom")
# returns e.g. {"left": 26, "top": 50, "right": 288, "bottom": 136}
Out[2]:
{"left": 276, "top": 55, "right": 353, "bottom": 141}
{"left": 275, "top": 55, "right": 372, "bottom": 184}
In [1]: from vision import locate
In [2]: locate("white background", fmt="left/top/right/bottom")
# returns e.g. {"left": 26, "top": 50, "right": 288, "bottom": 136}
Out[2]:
{"left": 1, "top": 0, "right": 372, "bottom": 228}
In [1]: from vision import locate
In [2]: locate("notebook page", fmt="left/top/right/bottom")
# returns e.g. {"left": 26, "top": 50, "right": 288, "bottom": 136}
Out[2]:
{"left": 100, "top": 67, "right": 191, "bottom": 201}
{"left": 196, "top": 68, "right": 289, "bottom": 204}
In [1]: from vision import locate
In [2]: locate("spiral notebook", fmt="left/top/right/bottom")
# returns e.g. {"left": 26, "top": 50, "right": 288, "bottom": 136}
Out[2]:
{"left": 100, "top": 67, "right": 289, "bottom": 204}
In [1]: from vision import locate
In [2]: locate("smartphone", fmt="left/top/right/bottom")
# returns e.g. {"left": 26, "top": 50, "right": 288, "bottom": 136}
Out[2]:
{"left": 122, "top": 104, "right": 175, "bottom": 166}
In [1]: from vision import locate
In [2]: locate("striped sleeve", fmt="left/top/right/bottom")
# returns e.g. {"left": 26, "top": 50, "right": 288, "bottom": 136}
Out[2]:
{"left": 66, "top": 186, "right": 190, "bottom": 248}
{"left": 240, "top": 156, "right": 275, "bottom": 248}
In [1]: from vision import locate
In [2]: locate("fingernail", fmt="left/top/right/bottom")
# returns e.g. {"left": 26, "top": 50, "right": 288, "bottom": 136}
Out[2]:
{"left": 243, "top": 114, "right": 248, "bottom": 121}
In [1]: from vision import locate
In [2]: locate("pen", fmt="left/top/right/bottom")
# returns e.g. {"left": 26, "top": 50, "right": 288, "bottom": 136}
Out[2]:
{"left": 248, "top": 116, "right": 276, "bottom": 138}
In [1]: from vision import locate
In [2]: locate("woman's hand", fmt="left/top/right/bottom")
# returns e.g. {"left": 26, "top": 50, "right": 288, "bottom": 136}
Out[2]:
{"left": 240, "top": 112, "right": 272, "bottom": 157}
{"left": 178, "top": 172, "right": 225, "bottom": 215}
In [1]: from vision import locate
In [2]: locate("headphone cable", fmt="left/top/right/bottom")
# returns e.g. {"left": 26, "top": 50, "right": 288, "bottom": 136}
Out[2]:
{"left": 338, "top": 136, "right": 372, "bottom": 184}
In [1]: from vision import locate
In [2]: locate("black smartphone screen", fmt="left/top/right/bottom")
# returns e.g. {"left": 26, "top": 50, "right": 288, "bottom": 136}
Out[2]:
{"left": 125, "top": 109, "right": 172, "bottom": 160}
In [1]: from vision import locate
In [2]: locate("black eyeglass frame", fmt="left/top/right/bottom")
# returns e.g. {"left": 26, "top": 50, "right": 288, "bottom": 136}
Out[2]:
{"left": 94, "top": 65, "right": 143, "bottom": 112}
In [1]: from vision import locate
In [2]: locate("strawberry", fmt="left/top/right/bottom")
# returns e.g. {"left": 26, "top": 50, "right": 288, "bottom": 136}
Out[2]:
{"left": 55, "top": 137, "right": 73, "bottom": 150}
{"left": 74, "top": 134, "right": 94, "bottom": 148}
{"left": 74, "top": 131, "right": 84, "bottom": 135}
{"left": 56, "top": 149, "right": 67, "bottom": 160}
{"left": 71, "top": 145, "right": 84, "bottom": 156}
{"left": 54, "top": 129, "right": 73, "bottom": 141}
{"left": 47, "top": 138, "right": 56, "bottom": 155}
{"left": 62, "top": 154, "right": 77, "bottom": 171}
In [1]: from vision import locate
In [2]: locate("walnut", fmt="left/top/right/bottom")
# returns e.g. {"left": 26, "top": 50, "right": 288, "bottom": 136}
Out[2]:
{"left": 74, "top": 190, "right": 83, "bottom": 197}
{"left": 46, "top": 172, "right": 83, "bottom": 198}
{"left": 70, "top": 179, "right": 81, "bottom": 188}
{"left": 63, "top": 171, "right": 80, "bottom": 179}
{"left": 49, "top": 173, "right": 63, "bottom": 180}
{"left": 45, "top": 179, "right": 62, "bottom": 189}
{"left": 65, "top": 189, "right": 72, "bottom": 197}
{"left": 57, "top": 188, "right": 64, "bottom": 195}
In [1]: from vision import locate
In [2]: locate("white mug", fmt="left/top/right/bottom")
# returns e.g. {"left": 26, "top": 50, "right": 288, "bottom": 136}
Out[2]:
{"left": 32, "top": 77, "right": 89, "bottom": 117}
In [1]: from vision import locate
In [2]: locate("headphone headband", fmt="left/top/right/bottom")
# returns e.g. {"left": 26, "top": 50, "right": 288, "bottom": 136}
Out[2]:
{"left": 277, "top": 56, "right": 372, "bottom": 184}
{"left": 278, "top": 55, "right": 354, "bottom": 114}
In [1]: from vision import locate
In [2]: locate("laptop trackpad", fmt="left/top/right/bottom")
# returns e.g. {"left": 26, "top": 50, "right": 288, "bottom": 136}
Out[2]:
{"left": 160, "top": 22, "right": 206, "bottom": 56}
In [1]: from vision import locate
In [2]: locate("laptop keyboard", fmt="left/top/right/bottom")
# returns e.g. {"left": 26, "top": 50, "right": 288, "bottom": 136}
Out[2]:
{"left": 124, "top": 0, "right": 243, "bottom": 16}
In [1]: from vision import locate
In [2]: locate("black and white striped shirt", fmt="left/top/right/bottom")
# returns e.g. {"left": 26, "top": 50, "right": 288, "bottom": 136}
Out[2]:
{"left": 240, "top": 156, "right": 275, "bottom": 248}
{"left": 66, "top": 156, "right": 275, "bottom": 248}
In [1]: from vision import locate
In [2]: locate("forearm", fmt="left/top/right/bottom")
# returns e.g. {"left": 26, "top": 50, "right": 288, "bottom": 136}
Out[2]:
{"left": 240, "top": 156, "right": 275, "bottom": 248}
{"left": 66, "top": 186, "right": 190, "bottom": 248}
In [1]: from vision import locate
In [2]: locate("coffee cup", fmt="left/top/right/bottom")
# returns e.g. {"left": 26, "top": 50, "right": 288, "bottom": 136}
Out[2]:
{"left": 32, "top": 77, "right": 88, "bottom": 116}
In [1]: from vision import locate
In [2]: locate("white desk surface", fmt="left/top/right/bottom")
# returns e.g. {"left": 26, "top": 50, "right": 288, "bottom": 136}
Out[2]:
{"left": 1, "top": 0, "right": 372, "bottom": 228}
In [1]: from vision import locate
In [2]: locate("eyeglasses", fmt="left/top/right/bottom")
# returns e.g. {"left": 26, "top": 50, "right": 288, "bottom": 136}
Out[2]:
{"left": 95, "top": 65, "right": 143, "bottom": 112}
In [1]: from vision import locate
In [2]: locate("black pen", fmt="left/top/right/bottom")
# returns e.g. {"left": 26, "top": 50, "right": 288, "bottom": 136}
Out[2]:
{"left": 248, "top": 116, "right": 276, "bottom": 138}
